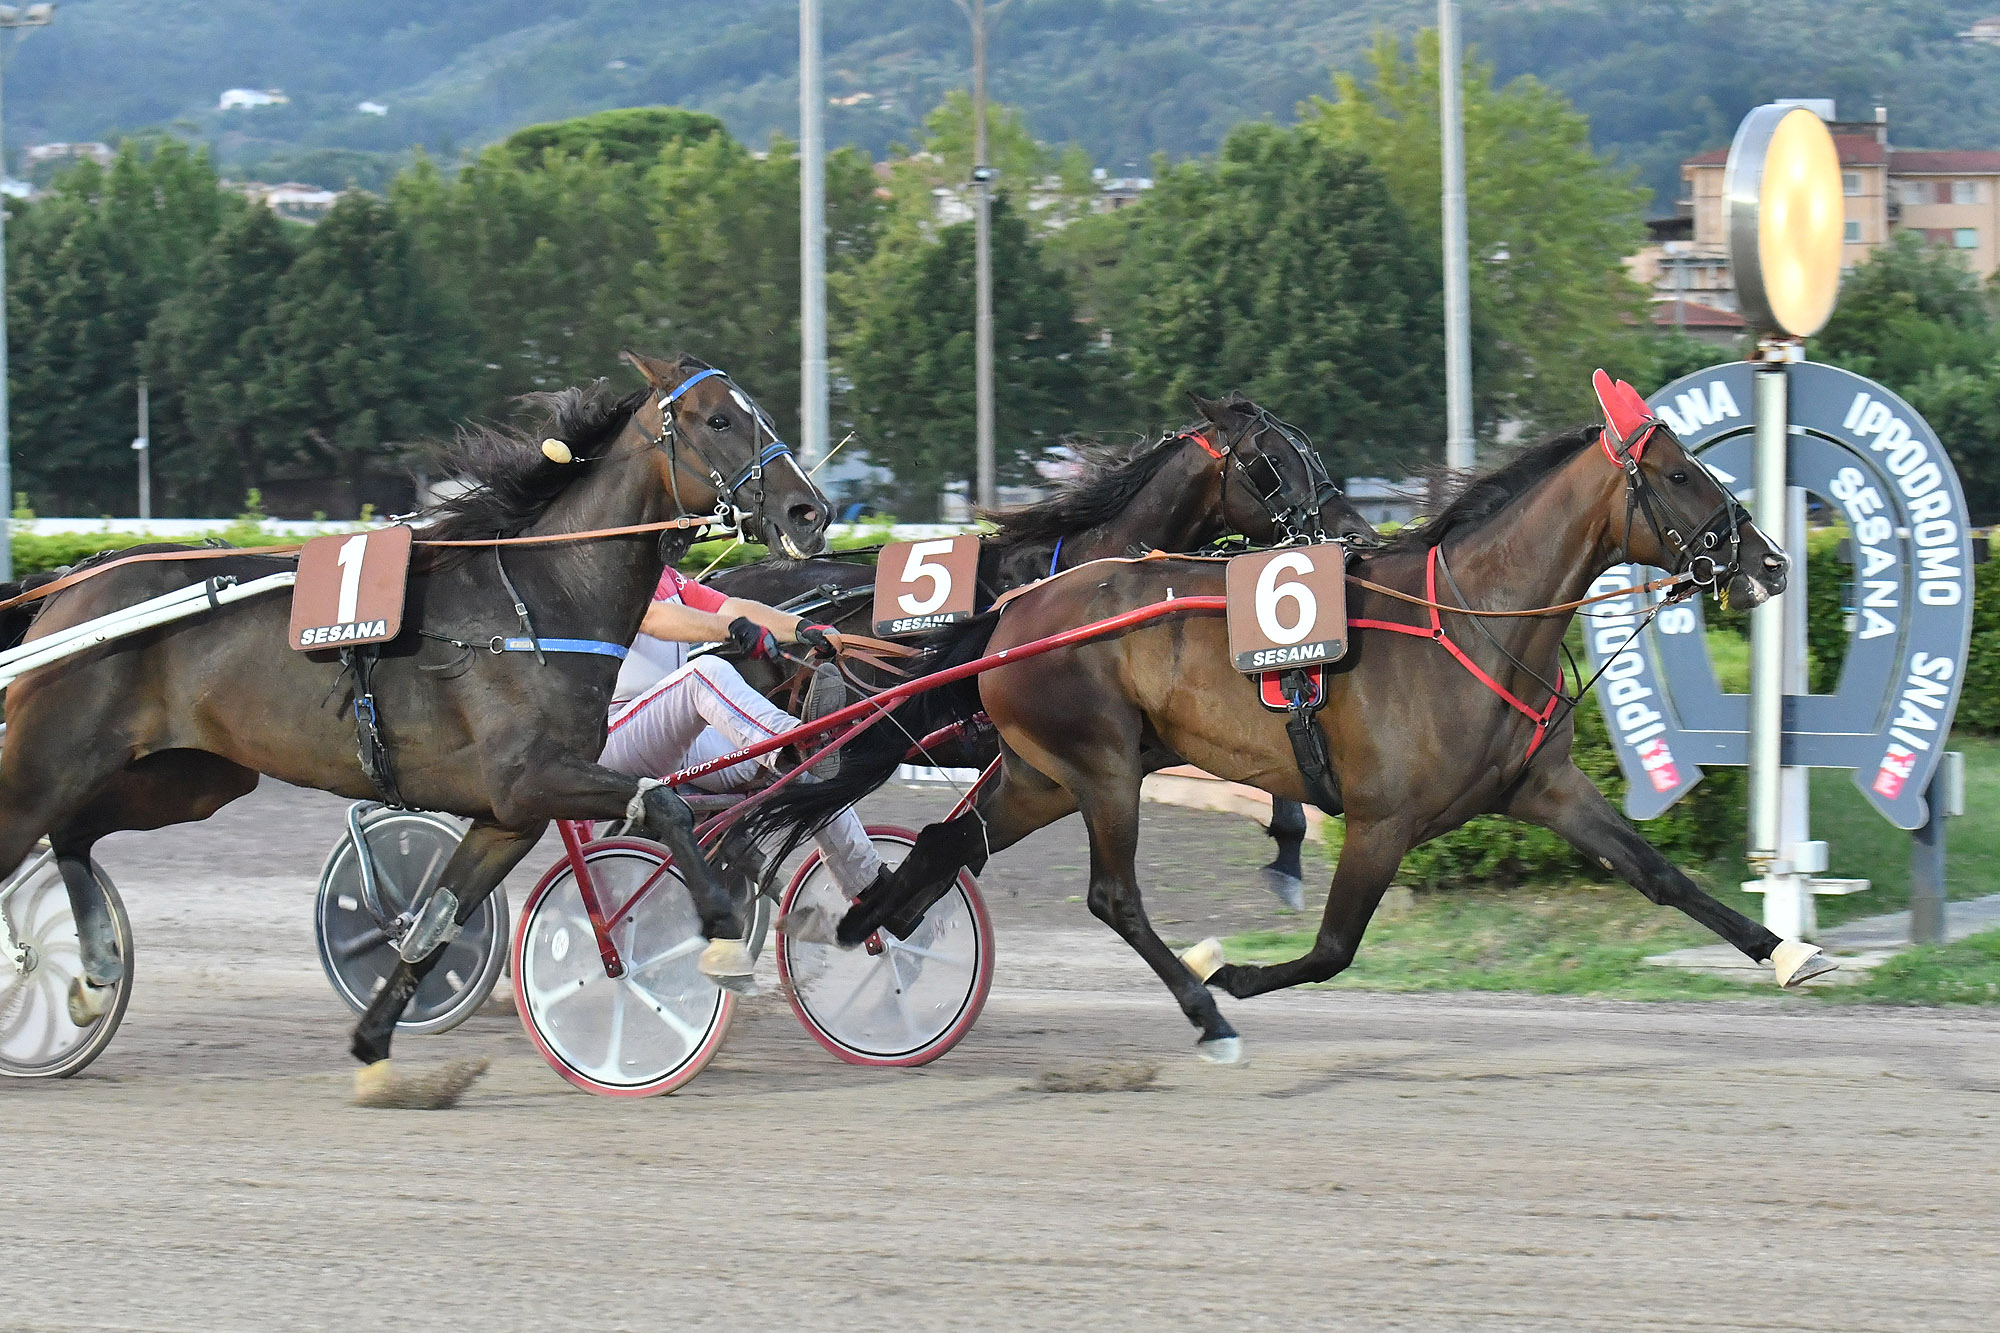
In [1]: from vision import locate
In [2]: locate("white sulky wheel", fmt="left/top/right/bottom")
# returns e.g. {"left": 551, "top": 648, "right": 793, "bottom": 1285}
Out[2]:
{"left": 314, "top": 807, "right": 508, "bottom": 1035}
{"left": 777, "top": 826, "right": 993, "bottom": 1067}
{"left": 0, "top": 846, "right": 132, "bottom": 1080}
{"left": 512, "top": 837, "right": 738, "bottom": 1097}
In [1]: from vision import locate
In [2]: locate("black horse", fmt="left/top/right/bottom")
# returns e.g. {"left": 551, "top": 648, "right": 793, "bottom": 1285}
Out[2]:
{"left": 0, "top": 352, "right": 828, "bottom": 1098}
{"left": 712, "top": 393, "right": 1377, "bottom": 905}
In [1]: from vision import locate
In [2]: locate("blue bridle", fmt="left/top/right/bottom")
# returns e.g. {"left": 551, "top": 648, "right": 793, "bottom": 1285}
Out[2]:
{"left": 652, "top": 367, "right": 803, "bottom": 522}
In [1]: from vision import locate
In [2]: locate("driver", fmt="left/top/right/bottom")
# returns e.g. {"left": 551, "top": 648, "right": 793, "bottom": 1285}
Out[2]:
{"left": 600, "top": 565, "right": 890, "bottom": 905}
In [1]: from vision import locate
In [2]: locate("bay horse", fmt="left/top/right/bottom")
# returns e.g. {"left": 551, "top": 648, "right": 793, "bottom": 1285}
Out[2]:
{"left": 712, "top": 393, "right": 1377, "bottom": 904}
{"left": 0, "top": 351, "right": 829, "bottom": 1094}
{"left": 734, "top": 386, "right": 1832, "bottom": 1062}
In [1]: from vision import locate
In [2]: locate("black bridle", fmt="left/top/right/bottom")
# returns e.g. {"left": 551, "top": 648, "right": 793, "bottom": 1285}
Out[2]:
{"left": 1600, "top": 417, "right": 1749, "bottom": 596}
{"left": 641, "top": 367, "right": 814, "bottom": 548}
{"left": 1189, "top": 407, "right": 1343, "bottom": 546}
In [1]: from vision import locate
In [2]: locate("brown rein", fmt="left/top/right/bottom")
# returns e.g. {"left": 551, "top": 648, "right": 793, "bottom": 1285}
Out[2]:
{"left": 0, "top": 515, "right": 723, "bottom": 615}
{"left": 1344, "top": 568, "right": 1693, "bottom": 620}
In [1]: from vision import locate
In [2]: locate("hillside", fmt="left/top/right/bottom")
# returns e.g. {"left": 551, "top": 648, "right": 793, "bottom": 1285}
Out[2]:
{"left": 10, "top": 0, "right": 2000, "bottom": 202}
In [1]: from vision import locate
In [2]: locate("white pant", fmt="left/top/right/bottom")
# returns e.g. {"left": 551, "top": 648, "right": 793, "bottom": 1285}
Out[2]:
{"left": 601, "top": 656, "right": 883, "bottom": 895}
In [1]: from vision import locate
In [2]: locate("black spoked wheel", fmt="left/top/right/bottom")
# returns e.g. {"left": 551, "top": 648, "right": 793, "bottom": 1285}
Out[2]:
{"left": 314, "top": 808, "right": 506, "bottom": 1035}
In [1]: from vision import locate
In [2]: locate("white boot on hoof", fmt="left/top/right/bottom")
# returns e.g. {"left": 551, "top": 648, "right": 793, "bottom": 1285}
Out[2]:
{"left": 700, "top": 937, "right": 758, "bottom": 993}
{"left": 1771, "top": 939, "right": 1837, "bottom": 988}
{"left": 1179, "top": 937, "right": 1226, "bottom": 982}
{"left": 65, "top": 977, "right": 110, "bottom": 1026}
{"left": 1197, "top": 1036, "right": 1246, "bottom": 1066}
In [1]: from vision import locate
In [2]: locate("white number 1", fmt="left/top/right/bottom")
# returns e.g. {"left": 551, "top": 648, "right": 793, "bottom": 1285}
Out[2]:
{"left": 335, "top": 533, "right": 368, "bottom": 623}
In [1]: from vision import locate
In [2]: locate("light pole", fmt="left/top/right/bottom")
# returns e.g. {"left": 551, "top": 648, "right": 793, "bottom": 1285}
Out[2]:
{"left": 952, "top": 0, "right": 1012, "bottom": 512}
{"left": 1437, "top": 0, "right": 1475, "bottom": 476}
{"left": 132, "top": 376, "right": 149, "bottom": 520}
{"left": 0, "top": 3, "right": 54, "bottom": 580}
{"left": 799, "top": 0, "right": 827, "bottom": 474}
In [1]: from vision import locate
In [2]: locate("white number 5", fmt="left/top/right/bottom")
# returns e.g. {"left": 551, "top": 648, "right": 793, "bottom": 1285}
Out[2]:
{"left": 897, "top": 539, "right": 956, "bottom": 616}
{"left": 1254, "top": 551, "right": 1317, "bottom": 645}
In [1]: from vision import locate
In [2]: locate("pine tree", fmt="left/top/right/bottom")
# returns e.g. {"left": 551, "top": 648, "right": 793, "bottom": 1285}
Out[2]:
{"left": 263, "top": 195, "right": 468, "bottom": 508}
{"left": 142, "top": 207, "right": 298, "bottom": 512}
{"left": 841, "top": 198, "right": 1106, "bottom": 517}
{"left": 1112, "top": 123, "right": 1446, "bottom": 479}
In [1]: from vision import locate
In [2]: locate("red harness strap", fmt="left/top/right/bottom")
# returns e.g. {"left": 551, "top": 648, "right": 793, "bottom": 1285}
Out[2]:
{"left": 1348, "top": 546, "right": 1564, "bottom": 761}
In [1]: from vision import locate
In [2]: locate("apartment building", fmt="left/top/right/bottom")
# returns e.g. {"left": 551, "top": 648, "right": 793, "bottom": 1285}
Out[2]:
{"left": 1628, "top": 103, "right": 2000, "bottom": 332}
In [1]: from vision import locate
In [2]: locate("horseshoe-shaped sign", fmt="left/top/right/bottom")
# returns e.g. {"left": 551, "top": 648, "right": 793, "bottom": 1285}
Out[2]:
{"left": 1582, "top": 361, "right": 1973, "bottom": 829}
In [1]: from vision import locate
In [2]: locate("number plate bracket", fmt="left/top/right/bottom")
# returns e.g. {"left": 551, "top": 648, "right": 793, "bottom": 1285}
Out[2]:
{"left": 1225, "top": 545, "right": 1348, "bottom": 674}
{"left": 290, "top": 525, "right": 413, "bottom": 651}
{"left": 872, "top": 535, "right": 981, "bottom": 636}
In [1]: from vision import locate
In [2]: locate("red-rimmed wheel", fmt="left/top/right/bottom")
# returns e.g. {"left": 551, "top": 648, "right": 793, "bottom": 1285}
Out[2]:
{"left": 776, "top": 825, "right": 993, "bottom": 1067}
{"left": 511, "top": 837, "right": 735, "bottom": 1097}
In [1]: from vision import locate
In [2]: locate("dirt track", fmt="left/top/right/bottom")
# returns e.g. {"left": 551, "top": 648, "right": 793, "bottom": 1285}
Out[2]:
{"left": 5, "top": 781, "right": 1998, "bottom": 1330}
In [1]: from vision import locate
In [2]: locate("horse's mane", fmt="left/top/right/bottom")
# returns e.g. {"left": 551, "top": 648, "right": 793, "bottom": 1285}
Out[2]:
{"left": 419, "top": 382, "right": 649, "bottom": 542}
{"left": 1383, "top": 425, "right": 1602, "bottom": 551}
{"left": 980, "top": 430, "right": 1194, "bottom": 551}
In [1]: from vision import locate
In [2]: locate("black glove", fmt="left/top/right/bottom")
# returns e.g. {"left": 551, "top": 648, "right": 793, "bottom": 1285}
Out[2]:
{"left": 728, "top": 616, "right": 780, "bottom": 661}
{"left": 794, "top": 623, "right": 838, "bottom": 658}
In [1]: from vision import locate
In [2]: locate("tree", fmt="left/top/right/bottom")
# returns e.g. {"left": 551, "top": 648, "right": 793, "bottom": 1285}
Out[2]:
{"left": 841, "top": 198, "right": 1107, "bottom": 517}
{"left": 141, "top": 207, "right": 298, "bottom": 512}
{"left": 1109, "top": 123, "right": 1445, "bottom": 479}
{"left": 501, "top": 107, "right": 730, "bottom": 170}
{"left": 642, "top": 135, "right": 885, "bottom": 444}
{"left": 8, "top": 141, "right": 241, "bottom": 513}
{"left": 1814, "top": 231, "right": 1994, "bottom": 386}
{"left": 1307, "top": 30, "right": 1651, "bottom": 443}
{"left": 262, "top": 195, "right": 469, "bottom": 503}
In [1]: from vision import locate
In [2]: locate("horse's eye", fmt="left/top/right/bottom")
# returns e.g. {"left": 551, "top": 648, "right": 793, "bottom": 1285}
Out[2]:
{"left": 1670, "top": 470, "right": 1690, "bottom": 485}
{"left": 707, "top": 414, "right": 731, "bottom": 430}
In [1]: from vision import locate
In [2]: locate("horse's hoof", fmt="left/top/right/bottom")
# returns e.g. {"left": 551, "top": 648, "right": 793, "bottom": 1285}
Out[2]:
{"left": 1261, "top": 867, "right": 1306, "bottom": 912}
{"left": 1772, "top": 940, "right": 1837, "bottom": 988}
{"left": 775, "top": 904, "right": 840, "bottom": 946}
{"left": 352, "top": 1057, "right": 489, "bottom": 1110}
{"left": 699, "top": 937, "right": 755, "bottom": 983}
{"left": 1179, "top": 937, "right": 1226, "bottom": 982}
{"left": 1196, "top": 1036, "right": 1246, "bottom": 1066}
{"left": 65, "top": 977, "right": 109, "bottom": 1027}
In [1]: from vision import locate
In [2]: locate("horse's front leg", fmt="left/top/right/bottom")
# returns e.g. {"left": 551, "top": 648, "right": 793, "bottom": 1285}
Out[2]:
{"left": 491, "top": 755, "right": 747, "bottom": 974}
{"left": 349, "top": 819, "right": 540, "bottom": 1105}
{"left": 1207, "top": 815, "right": 1413, "bottom": 1000}
{"left": 1505, "top": 761, "right": 1835, "bottom": 987}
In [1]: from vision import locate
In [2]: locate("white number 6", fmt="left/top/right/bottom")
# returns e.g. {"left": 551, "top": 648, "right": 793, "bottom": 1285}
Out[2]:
{"left": 1254, "top": 551, "right": 1317, "bottom": 645}
{"left": 897, "top": 539, "right": 956, "bottom": 616}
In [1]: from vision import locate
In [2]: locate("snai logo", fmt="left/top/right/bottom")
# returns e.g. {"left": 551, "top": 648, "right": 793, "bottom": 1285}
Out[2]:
{"left": 1636, "top": 736, "right": 1681, "bottom": 793}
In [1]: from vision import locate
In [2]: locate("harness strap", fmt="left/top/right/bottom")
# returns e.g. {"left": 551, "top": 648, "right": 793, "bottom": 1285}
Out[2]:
{"left": 341, "top": 646, "right": 407, "bottom": 809}
{"left": 1277, "top": 667, "right": 1342, "bottom": 816}
{"left": 1349, "top": 547, "right": 1564, "bottom": 761}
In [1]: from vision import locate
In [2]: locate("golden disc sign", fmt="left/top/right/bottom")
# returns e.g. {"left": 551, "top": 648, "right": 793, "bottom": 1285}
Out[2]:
{"left": 1724, "top": 103, "right": 1844, "bottom": 339}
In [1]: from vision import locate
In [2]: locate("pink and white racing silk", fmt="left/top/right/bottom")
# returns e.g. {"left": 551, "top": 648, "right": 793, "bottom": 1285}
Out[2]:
{"left": 611, "top": 567, "right": 730, "bottom": 707}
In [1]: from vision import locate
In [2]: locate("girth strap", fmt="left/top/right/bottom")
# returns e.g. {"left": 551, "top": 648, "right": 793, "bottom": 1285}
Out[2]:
{"left": 341, "top": 646, "right": 407, "bottom": 809}
{"left": 1278, "top": 667, "right": 1343, "bottom": 817}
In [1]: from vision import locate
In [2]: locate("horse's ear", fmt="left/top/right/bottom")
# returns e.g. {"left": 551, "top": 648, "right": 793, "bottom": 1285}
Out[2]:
{"left": 1189, "top": 393, "right": 1239, "bottom": 426}
{"left": 1592, "top": 368, "right": 1649, "bottom": 442}
{"left": 621, "top": 350, "right": 681, "bottom": 389}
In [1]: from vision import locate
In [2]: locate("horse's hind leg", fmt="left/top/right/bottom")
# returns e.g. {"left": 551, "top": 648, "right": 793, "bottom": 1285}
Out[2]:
{"left": 49, "top": 751, "right": 261, "bottom": 1020}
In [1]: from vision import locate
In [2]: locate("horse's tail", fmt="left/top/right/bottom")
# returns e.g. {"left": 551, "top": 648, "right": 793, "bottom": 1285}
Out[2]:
{"left": 0, "top": 573, "right": 58, "bottom": 652}
{"left": 724, "top": 612, "right": 1001, "bottom": 870}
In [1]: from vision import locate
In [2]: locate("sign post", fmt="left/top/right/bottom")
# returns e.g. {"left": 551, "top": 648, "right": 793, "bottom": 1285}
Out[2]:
{"left": 1723, "top": 103, "right": 1845, "bottom": 938}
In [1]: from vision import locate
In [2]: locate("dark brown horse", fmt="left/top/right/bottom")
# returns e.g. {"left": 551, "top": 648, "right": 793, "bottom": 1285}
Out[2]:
{"left": 0, "top": 352, "right": 829, "bottom": 1094}
{"left": 712, "top": 393, "right": 1377, "bottom": 902}
{"left": 737, "top": 403, "right": 1831, "bottom": 1063}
